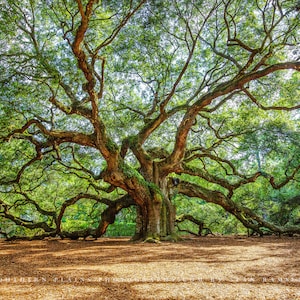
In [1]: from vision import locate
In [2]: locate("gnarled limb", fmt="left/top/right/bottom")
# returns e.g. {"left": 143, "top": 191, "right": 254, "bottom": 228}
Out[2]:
{"left": 176, "top": 214, "right": 214, "bottom": 236}
{"left": 178, "top": 181, "right": 300, "bottom": 236}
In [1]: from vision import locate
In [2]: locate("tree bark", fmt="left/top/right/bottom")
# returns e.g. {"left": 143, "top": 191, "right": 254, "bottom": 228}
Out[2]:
{"left": 132, "top": 175, "right": 177, "bottom": 241}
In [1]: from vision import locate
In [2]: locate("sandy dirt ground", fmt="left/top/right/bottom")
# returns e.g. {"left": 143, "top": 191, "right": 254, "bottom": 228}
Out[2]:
{"left": 0, "top": 236, "right": 299, "bottom": 300}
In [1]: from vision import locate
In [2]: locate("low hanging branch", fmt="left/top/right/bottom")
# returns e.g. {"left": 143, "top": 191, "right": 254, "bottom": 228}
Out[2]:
{"left": 177, "top": 181, "right": 300, "bottom": 236}
{"left": 176, "top": 214, "right": 214, "bottom": 236}
{"left": 0, "top": 191, "right": 136, "bottom": 241}
{"left": 58, "top": 194, "right": 135, "bottom": 240}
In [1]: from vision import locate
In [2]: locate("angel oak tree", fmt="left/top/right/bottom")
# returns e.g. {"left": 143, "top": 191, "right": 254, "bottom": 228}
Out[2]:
{"left": 0, "top": 0, "right": 300, "bottom": 241}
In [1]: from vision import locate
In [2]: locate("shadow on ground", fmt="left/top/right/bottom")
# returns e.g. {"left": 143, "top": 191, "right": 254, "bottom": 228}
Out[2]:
{"left": 0, "top": 236, "right": 299, "bottom": 300}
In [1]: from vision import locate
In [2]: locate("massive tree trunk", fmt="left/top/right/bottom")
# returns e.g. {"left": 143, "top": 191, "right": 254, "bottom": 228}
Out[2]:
{"left": 130, "top": 163, "right": 177, "bottom": 241}
{"left": 133, "top": 189, "right": 177, "bottom": 241}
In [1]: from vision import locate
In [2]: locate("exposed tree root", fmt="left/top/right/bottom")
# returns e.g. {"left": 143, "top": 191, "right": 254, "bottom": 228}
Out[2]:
{"left": 142, "top": 236, "right": 161, "bottom": 244}
{"left": 161, "top": 233, "right": 184, "bottom": 242}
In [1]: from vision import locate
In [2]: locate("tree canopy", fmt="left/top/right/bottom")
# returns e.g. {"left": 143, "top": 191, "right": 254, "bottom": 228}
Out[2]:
{"left": 0, "top": 0, "right": 299, "bottom": 241}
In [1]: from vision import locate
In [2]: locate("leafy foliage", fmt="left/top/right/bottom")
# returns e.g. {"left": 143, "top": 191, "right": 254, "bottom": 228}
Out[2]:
{"left": 0, "top": 0, "right": 299, "bottom": 240}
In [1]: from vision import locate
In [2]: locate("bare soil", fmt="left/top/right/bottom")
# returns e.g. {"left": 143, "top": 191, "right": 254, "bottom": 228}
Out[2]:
{"left": 0, "top": 236, "right": 299, "bottom": 300}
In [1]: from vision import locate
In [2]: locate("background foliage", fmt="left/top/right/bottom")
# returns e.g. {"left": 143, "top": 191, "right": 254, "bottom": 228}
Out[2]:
{"left": 0, "top": 0, "right": 299, "bottom": 239}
